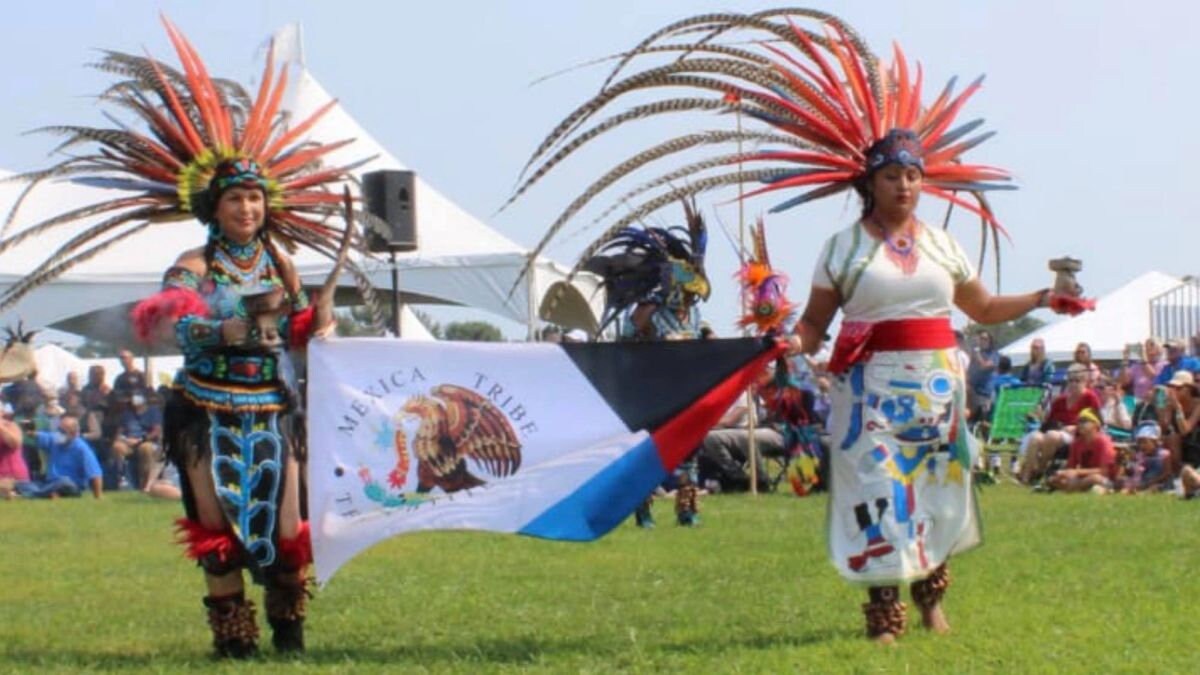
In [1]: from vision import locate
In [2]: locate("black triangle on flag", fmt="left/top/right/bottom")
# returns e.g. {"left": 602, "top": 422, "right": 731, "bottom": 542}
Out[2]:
{"left": 560, "top": 337, "right": 778, "bottom": 432}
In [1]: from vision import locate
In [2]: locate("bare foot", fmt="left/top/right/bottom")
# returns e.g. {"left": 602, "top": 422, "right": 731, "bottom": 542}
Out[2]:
{"left": 921, "top": 605, "right": 951, "bottom": 634}
{"left": 871, "top": 631, "right": 898, "bottom": 646}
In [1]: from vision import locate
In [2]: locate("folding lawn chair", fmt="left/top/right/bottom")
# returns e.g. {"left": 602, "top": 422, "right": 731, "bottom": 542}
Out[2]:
{"left": 980, "top": 385, "right": 1048, "bottom": 477}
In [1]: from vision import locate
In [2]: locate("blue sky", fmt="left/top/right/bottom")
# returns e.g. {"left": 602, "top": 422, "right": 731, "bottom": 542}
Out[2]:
{"left": 2, "top": 1, "right": 1197, "bottom": 338}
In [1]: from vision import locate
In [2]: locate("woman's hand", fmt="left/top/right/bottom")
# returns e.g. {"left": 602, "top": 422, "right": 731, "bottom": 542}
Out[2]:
{"left": 220, "top": 317, "right": 250, "bottom": 346}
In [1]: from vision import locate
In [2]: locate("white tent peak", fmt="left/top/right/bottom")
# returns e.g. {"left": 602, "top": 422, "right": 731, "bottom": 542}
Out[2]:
{"left": 1001, "top": 270, "right": 1182, "bottom": 365}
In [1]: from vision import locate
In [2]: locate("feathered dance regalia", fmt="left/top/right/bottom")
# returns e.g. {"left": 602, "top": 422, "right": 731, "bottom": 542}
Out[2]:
{"left": 738, "top": 218, "right": 795, "bottom": 334}
{"left": 738, "top": 221, "right": 819, "bottom": 495}
{"left": 582, "top": 199, "right": 710, "bottom": 334}
{"left": 504, "top": 8, "right": 1013, "bottom": 285}
{"left": 0, "top": 16, "right": 378, "bottom": 317}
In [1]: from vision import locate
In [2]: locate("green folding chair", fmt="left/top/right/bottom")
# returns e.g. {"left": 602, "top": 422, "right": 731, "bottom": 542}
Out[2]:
{"left": 981, "top": 386, "right": 1047, "bottom": 475}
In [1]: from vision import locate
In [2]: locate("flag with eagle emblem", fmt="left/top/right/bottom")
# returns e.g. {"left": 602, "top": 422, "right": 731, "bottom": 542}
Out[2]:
{"left": 306, "top": 337, "right": 783, "bottom": 583}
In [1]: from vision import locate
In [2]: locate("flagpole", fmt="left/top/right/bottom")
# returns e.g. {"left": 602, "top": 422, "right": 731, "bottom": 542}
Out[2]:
{"left": 736, "top": 103, "right": 760, "bottom": 497}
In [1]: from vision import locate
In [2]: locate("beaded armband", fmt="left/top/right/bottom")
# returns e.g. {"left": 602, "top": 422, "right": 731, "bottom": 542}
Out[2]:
{"left": 163, "top": 266, "right": 202, "bottom": 291}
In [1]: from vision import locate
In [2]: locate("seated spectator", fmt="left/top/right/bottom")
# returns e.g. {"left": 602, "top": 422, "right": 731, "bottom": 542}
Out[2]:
{"left": 143, "top": 462, "right": 182, "bottom": 501}
{"left": 1020, "top": 363, "right": 1102, "bottom": 484}
{"left": 991, "top": 356, "right": 1022, "bottom": 392}
{"left": 60, "top": 389, "right": 85, "bottom": 420}
{"left": 111, "top": 392, "right": 163, "bottom": 490}
{"left": 1130, "top": 380, "right": 1162, "bottom": 429}
{"left": 79, "top": 364, "right": 110, "bottom": 412}
{"left": 58, "top": 371, "right": 81, "bottom": 403}
{"left": 1155, "top": 338, "right": 1200, "bottom": 386}
{"left": 112, "top": 349, "right": 147, "bottom": 399}
{"left": 1072, "top": 342, "right": 1103, "bottom": 390}
{"left": 41, "top": 396, "right": 66, "bottom": 437}
{"left": 1047, "top": 408, "right": 1116, "bottom": 493}
{"left": 1119, "top": 338, "right": 1166, "bottom": 401}
{"left": 13, "top": 415, "right": 103, "bottom": 499}
{"left": 1160, "top": 371, "right": 1200, "bottom": 476}
{"left": 1098, "top": 379, "right": 1132, "bottom": 432}
{"left": 1123, "top": 422, "right": 1172, "bottom": 494}
{"left": 696, "top": 402, "right": 779, "bottom": 493}
{"left": 2, "top": 372, "right": 45, "bottom": 420}
{"left": 78, "top": 399, "right": 116, "bottom": 489}
{"left": 0, "top": 403, "right": 30, "bottom": 499}
{"left": 1018, "top": 338, "right": 1055, "bottom": 388}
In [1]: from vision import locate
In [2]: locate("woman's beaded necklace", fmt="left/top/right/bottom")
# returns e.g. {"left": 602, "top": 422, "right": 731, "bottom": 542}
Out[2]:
{"left": 211, "top": 234, "right": 274, "bottom": 289}
{"left": 868, "top": 216, "right": 920, "bottom": 275}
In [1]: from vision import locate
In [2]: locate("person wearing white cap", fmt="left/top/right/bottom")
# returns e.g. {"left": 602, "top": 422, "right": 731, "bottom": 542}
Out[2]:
{"left": 1123, "top": 423, "right": 1171, "bottom": 493}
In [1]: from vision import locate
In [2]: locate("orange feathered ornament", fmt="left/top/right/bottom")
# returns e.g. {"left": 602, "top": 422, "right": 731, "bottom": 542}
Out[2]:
{"left": 737, "top": 218, "right": 795, "bottom": 334}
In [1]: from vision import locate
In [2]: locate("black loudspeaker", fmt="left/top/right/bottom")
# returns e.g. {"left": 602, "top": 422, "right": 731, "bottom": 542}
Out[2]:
{"left": 363, "top": 170, "right": 418, "bottom": 252}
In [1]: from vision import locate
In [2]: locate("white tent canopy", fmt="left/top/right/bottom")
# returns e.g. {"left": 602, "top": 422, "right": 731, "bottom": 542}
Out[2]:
{"left": 1001, "top": 271, "right": 1182, "bottom": 365}
{"left": 0, "top": 25, "right": 599, "bottom": 342}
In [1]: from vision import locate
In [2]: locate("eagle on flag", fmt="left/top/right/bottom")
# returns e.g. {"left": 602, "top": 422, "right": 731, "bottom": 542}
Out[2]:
{"left": 397, "top": 385, "right": 523, "bottom": 493}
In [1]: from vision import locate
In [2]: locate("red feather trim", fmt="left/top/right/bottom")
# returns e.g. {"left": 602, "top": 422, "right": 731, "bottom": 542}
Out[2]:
{"left": 277, "top": 521, "right": 313, "bottom": 569}
{"left": 131, "top": 287, "right": 210, "bottom": 344}
{"left": 288, "top": 306, "right": 316, "bottom": 349}
{"left": 1050, "top": 293, "right": 1096, "bottom": 316}
{"left": 174, "top": 517, "right": 239, "bottom": 563}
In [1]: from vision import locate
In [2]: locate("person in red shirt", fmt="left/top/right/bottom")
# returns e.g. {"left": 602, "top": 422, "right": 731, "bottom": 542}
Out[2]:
{"left": 1048, "top": 408, "right": 1116, "bottom": 492}
{"left": 1020, "top": 364, "right": 1102, "bottom": 483}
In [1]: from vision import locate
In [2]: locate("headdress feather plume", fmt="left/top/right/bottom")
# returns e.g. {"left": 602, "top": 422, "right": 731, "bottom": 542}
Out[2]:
{"left": 505, "top": 8, "right": 1014, "bottom": 295}
{"left": 0, "top": 16, "right": 380, "bottom": 320}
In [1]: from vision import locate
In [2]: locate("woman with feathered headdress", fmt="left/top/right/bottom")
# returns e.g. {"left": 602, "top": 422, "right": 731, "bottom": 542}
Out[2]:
{"left": 0, "top": 18, "right": 379, "bottom": 657}
{"left": 510, "top": 8, "right": 1092, "bottom": 643}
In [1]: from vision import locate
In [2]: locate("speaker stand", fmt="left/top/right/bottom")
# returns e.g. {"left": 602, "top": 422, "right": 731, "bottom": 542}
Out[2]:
{"left": 389, "top": 249, "right": 402, "bottom": 338}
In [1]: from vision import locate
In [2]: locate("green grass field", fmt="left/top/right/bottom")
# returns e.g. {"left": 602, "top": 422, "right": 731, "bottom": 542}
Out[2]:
{"left": 1, "top": 484, "right": 1194, "bottom": 674}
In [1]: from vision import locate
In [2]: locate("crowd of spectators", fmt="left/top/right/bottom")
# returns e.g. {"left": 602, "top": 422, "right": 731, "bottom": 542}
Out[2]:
{"left": 0, "top": 349, "right": 180, "bottom": 501}
{"left": 971, "top": 332, "right": 1200, "bottom": 496}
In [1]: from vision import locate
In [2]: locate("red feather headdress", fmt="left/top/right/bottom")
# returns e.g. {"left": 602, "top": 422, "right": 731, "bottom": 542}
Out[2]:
{"left": 503, "top": 8, "right": 1014, "bottom": 288}
{"left": 0, "top": 16, "right": 378, "bottom": 315}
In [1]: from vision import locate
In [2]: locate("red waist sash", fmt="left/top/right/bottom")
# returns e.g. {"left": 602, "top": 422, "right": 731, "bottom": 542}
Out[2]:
{"left": 827, "top": 317, "right": 956, "bottom": 375}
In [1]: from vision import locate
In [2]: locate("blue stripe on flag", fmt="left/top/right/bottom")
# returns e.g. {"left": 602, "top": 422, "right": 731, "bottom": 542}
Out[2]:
{"left": 518, "top": 436, "right": 667, "bottom": 541}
